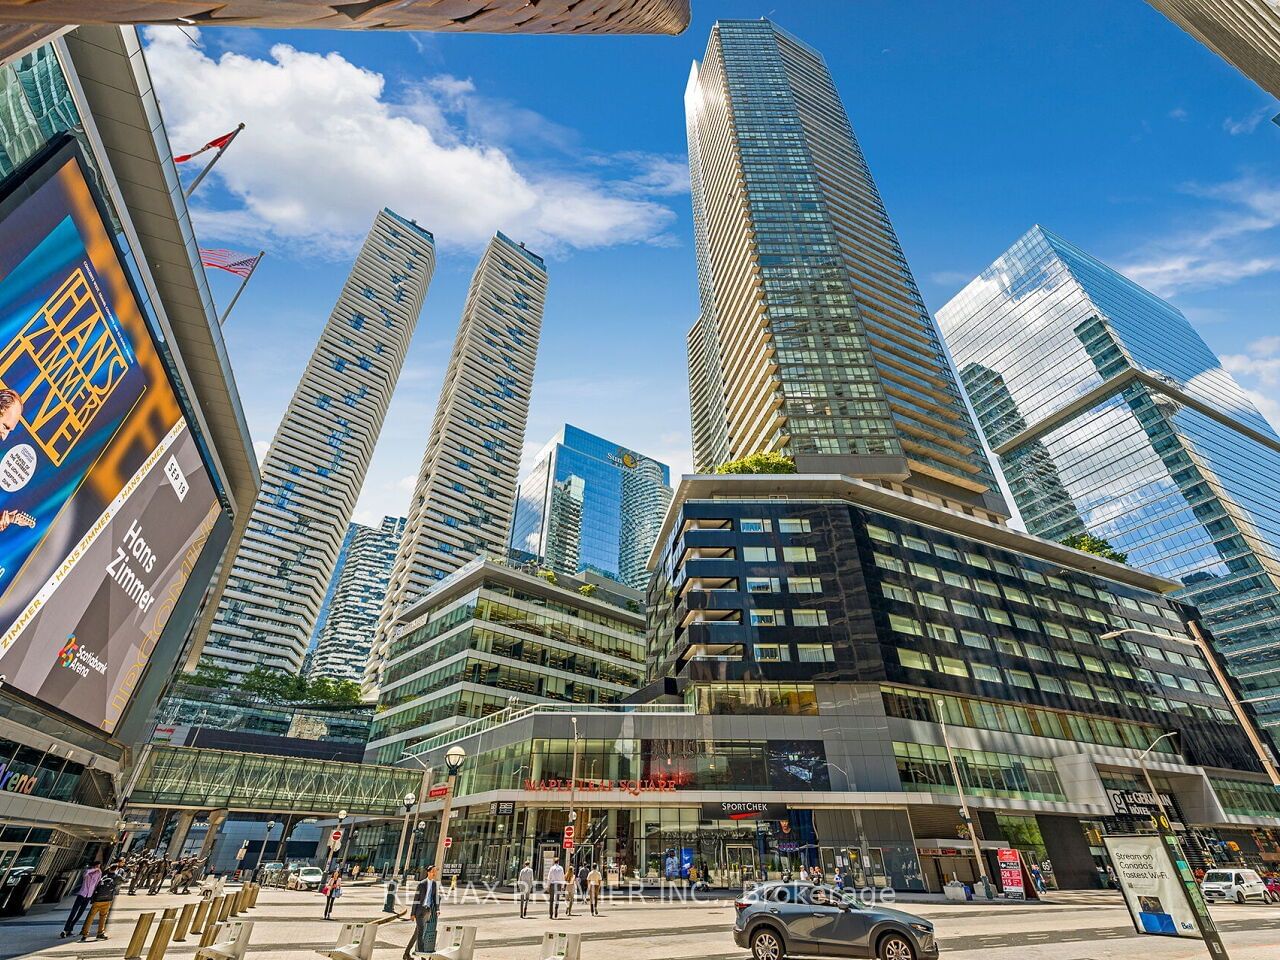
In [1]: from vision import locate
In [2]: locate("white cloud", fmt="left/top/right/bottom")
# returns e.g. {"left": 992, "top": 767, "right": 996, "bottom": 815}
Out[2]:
{"left": 1223, "top": 104, "right": 1275, "bottom": 135}
{"left": 1168, "top": 107, "right": 1188, "bottom": 121}
{"left": 1119, "top": 175, "right": 1280, "bottom": 296}
{"left": 145, "top": 28, "right": 678, "bottom": 258}
{"left": 1221, "top": 336, "right": 1280, "bottom": 431}
{"left": 253, "top": 439, "right": 270, "bottom": 465}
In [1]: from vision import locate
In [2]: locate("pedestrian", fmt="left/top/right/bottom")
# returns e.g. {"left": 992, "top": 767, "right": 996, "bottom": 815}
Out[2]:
{"left": 586, "top": 864, "right": 602, "bottom": 917}
{"left": 1030, "top": 864, "right": 1046, "bottom": 895}
{"left": 404, "top": 865, "right": 440, "bottom": 958}
{"left": 60, "top": 860, "right": 102, "bottom": 938}
{"left": 1105, "top": 865, "right": 1118, "bottom": 889}
{"left": 79, "top": 862, "right": 121, "bottom": 942}
{"left": 834, "top": 869, "right": 845, "bottom": 892}
{"left": 563, "top": 863, "right": 576, "bottom": 917}
{"left": 546, "top": 858, "right": 565, "bottom": 920}
{"left": 517, "top": 861, "right": 534, "bottom": 919}
{"left": 322, "top": 871, "right": 343, "bottom": 920}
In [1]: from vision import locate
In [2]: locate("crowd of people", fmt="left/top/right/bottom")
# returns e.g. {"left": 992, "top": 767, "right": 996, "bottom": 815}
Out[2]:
{"left": 56, "top": 854, "right": 209, "bottom": 943}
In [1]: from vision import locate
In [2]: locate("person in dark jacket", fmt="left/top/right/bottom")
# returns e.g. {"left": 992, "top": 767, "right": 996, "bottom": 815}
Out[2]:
{"left": 80, "top": 863, "right": 121, "bottom": 941}
{"left": 403, "top": 866, "right": 440, "bottom": 959}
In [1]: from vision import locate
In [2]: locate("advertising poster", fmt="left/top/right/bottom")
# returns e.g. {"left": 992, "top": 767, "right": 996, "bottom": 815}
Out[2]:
{"left": 1103, "top": 835, "right": 1202, "bottom": 938}
{"left": 0, "top": 141, "right": 221, "bottom": 735}
{"left": 997, "top": 848, "right": 1024, "bottom": 900}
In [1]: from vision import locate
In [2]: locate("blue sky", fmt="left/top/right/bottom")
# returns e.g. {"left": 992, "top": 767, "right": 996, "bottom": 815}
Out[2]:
{"left": 143, "top": 0, "right": 1280, "bottom": 525}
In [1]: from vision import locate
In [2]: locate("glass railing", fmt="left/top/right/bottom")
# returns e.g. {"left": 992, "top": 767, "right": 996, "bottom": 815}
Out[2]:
{"left": 403, "top": 701, "right": 695, "bottom": 760}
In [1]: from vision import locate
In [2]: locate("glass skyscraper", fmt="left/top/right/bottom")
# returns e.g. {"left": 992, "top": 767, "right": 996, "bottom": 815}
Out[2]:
{"left": 509, "top": 425, "right": 672, "bottom": 590}
{"left": 684, "top": 20, "right": 1004, "bottom": 520}
{"left": 937, "top": 225, "right": 1280, "bottom": 745}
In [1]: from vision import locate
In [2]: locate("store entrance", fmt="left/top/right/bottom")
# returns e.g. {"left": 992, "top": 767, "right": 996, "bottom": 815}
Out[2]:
{"left": 717, "top": 844, "right": 757, "bottom": 888}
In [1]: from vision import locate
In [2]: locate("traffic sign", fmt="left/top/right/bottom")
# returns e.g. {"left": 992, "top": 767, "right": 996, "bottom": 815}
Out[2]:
{"left": 331, "top": 829, "right": 343, "bottom": 842}
{"left": 562, "top": 840, "right": 574, "bottom": 851}
{"left": 443, "top": 837, "right": 453, "bottom": 849}
{"left": 563, "top": 825, "right": 575, "bottom": 841}
{"left": 429, "top": 785, "right": 450, "bottom": 799}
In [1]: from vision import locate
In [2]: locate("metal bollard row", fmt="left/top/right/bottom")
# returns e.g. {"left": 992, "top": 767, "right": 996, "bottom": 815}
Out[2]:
{"left": 145, "top": 917, "right": 177, "bottom": 960}
{"left": 173, "top": 901, "right": 197, "bottom": 942}
{"left": 190, "top": 897, "right": 212, "bottom": 937}
{"left": 124, "top": 911, "right": 155, "bottom": 960}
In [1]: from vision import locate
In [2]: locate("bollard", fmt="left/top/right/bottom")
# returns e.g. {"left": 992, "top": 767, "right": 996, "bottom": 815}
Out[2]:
{"left": 145, "top": 917, "right": 176, "bottom": 960}
{"left": 250, "top": 881, "right": 260, "bottom": 907}
{"left": 233, "top": 885, "right": 247, "bottom": 914}
{"left": 173, "top": 902, "right": 197, "bottom": 942}
{"left": 219, "top": 893, "right": 235, "bottom": 922}
{"left": 161, "top": 906, "right": 178, "bottom": 921}
{"left": 190, "top": 898, "right": 211, "bottom": 936}
{"left": 124, "top": 912, "right": 156, "bottom": 960}
{"left": 207, "top": 896, "right": 223, "bottom": 928}
{"left": 200, "top": 921, "right": 222, "bottom": 948}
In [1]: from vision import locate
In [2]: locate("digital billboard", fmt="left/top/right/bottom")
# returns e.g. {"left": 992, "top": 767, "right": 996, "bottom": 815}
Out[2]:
{"left": 0, "top": 137, "right": 222, "bottom": 735}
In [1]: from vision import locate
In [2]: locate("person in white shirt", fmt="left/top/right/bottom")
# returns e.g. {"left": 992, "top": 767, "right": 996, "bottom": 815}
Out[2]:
{"left": 546, "top": 858, "right": 565, "bottom": 920}
{"left": 517, "top": 861, "right": 534, "bottom": 919}
{"left": 586, "top": 865, "right": 603, "bottom": 916}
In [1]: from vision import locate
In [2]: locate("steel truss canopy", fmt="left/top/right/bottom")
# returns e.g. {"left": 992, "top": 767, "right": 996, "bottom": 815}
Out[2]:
{"left": 128, "top": 745, "right": 423, "bottom": 816}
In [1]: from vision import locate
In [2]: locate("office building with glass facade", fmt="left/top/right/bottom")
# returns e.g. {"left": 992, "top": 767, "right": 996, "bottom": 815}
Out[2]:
{"left": 0, "top": 27, "right": 258, "bottom": 910}
{"left": 367, "top": 233, "right": 547, "bottom": 698}
{"left": 376, "top": 474, "right": 1280, "bottom": 892}
{"left": 683, "top": 20, "right": 1004, "bottom": 520}
{"left": 204, "top": 208, "right": 436, "bottom": 679}
{"left": 306, "top": 515, "right": 406, "bottom": 683}
{"left": 510, "top": 425, "right": 673, "bottom": 591}
{"left": 366, "top": 558, "right": 646, "bottom": 765}
{"left": 936, "top": 225, "right": 1280, "bottom": 749}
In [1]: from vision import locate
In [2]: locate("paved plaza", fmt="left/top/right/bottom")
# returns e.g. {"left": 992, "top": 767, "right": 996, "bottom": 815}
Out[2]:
{"left": 4, "top": 881, "right": 1280, "bottom": 960}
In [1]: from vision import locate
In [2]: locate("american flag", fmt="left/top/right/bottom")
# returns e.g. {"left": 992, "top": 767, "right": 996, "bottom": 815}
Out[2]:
{"left": 200, "top": 248, "right": 262, "bottom": 278}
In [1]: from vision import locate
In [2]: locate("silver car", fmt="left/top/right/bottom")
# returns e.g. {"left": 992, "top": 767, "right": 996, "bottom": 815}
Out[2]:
{"left": 733, "top": 882, "right": 938, "bottom": 960}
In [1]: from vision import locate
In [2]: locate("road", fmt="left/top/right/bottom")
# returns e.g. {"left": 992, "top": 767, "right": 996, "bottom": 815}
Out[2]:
{"left": 4, "top": 881, "right": 1279, "bottom": 960}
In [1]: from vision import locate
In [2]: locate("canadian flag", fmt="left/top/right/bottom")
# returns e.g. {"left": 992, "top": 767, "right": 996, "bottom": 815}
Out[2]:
{"left": 174, "top": 127, "right": 241, "bottom": 163}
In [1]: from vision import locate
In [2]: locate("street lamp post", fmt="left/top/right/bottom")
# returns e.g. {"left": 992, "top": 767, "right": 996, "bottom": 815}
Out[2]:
{"left": 254, "top": 820, "right": 276, "bottom": 877}
{"left": 568, "top": 717, "right": 580, "bottom": 870}
{"left": 392, "top": 793, "right": 415, "bottom": 885}
{"left": 340, "top": 827, "right": 360, "bottom": 874}
{"left": 327, "top": 809, "right": 348, "bottom": 873}
{"left": 937, "top": 699, "right": 992, "bottom": 900}
{"left": 432, "top": 746, "right": 467, "bottom": 883}
{"left": 399, "top": 752, "right": 434, "bottom": 880}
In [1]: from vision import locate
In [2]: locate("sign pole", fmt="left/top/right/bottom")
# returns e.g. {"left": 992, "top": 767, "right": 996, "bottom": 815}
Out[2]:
{"left": 183, "top": 122, "right": 244, "bottom": 200}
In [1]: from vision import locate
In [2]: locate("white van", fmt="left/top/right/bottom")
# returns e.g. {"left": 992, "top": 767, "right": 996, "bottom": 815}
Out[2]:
{"left": 1200, "top": 868, "right": 1270, "bottom": 903}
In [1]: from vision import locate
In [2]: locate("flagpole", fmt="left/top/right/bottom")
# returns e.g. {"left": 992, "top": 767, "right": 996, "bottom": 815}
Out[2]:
{"left": 217, "top": 251, "right": 264, "bottom": 327}
{"left": 183, "top": 122, "right": 244, "bottom": 200}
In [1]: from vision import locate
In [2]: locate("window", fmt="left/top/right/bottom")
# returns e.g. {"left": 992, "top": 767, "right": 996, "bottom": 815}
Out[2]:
{"left": 897, "top": 648, "right": 932, "bottom": 671}
{"left": 995, "top": 638, "right": 1023, "bottom": 657}
{"left": 938, "top": 656, "right": 968, "bottom": 678}
{"left": 1004, "top": 586, "right": 1030, "bottom": 604}
{"left": 1038, "top": 675, "right": 1065, "bottom": 694}
{"left": 961, "top": 631, "right": 991, "bottom": 650}
{"left": 1055, "top": 651, "right": 1081, "bottom": 669}
{"left": 746, "top": 577, "right": 781, "bottom": 593}
{"left": 1095, "top": 686, "right": 1121, "bottom": 704}
{"left": 883, "top": 583, "right": 913, "bottom": 603}
{"left": 889, "top": 614, "right": 923, "bottom": 636}
{"left": 993, "top": 560, "right": 1018, "bottom": 577}
{"left": 1109, "top": 662, "right": 1134, "bottom": 679}
{"left": 972, "top": 663, "right": 1001, "bottom": 683}
{"left": 910, "top": 562, "right": 940, "bottom": 581}
{"left": 791, "top": 610, "right": 829, "bottom": 627}
{"left": 974, "top": 579, "right": 1001, "bottom": 597}
{"left": 742, "top": 547, "right": 776, "bottom": 562}
{"left": 1024, "top": 644, "right": 1051, "bottom": 662}
{"left": 783, "top": 546, "right": 817, "bottom": 563}
{"left": 755, "top": 645, "right": 790, "bottom": 662}
{"left": 1067, "top": 680, "right": 1094, "bottom": 699}
{"left": 1044, "top": 622, "right": 1068, "bottom": 640}
{"left": 953, "top": 600, "right": 981, "bottom": 619}
{"left": 788, "top": 577, "right": 822, "bottom": 594}
{"left": 1012, "top": 613, "right": 1039, "bottom": 632}
{"left": 927, "top": 623, "right": 958, "bottom": 643}
{"left": 920, "top": 594, "right": 948, "bottom": 612}
{"left": 935, "top": 544, "right": 961, "bottom": 562}
{"left": 867, "top": 524, "right": 895, "bottom": 544}
{"left": 1006, "top": 669, "right": 1035, "bottom": 689}
{"left": 797, "top": 644, "right": 834, "bottom": 662}
{"left": 875, "top": 553, "right": 905, "bottom": 573}
{"left": 903, "top": 535, "right": 931, "bottom": 553}
{"left": 740, "top": 518, "right": 772, "bottom": 533}
{"left": 778, "top": 518, "right": 811, "bottom": 533}
{"left": 1081, "top": 655, "right": 1106, "bottom": 674}
{"left": 942, "top": 571, "right": 970, "bottom": 589}
{"left": 984, "top": 607, "right": 1012, "bottom": 625}
{"left": 749, "top": 609, "right": 784, "bottom": 627}
{"left": 966, "top": 552, "right": 992, "bottom": 570}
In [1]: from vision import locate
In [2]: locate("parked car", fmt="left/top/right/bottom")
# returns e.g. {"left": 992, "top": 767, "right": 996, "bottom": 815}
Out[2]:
{"left": 1265, "top": 876, "right": 1280, "bottom": 902}
{"left": 1200, "top": 868, "right": 1269, "bottom": 904}
{"left": 291, "top": 866, "right": 325, "bottom": 891}
{"left": 733, "top": 882, "right": 938, "bottom": 960}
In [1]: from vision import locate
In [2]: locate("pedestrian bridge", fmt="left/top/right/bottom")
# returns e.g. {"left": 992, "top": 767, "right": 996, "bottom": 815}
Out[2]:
{"left": 128, "top": 744, "right": 422, "bottom": 816}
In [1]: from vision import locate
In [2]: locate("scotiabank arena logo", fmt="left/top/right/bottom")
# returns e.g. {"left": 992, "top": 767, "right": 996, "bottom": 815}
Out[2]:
{"left": 57, "top": 635, "right": 107, "bottom": 678}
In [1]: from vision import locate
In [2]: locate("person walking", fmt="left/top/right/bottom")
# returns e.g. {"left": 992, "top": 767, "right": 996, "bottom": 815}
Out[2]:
{"left": 322, "top": 871, "right": 343, "bottom": 920}
{"left": 563, "top": 863, "right": 576, "bottom": 917}
{"left": 79, "top": 862, "right": 120, "bottom": 942}
{"left": 517, "top": 861, "right": 534, "bottom": 919}
{"left": 546, "top": 858, "right": 565, "bottom": 920}
{"left": 586, "top": 865, "right": 602, "bottom": 917}
{"left": 404, "top": 866, "right": 440, "bottom": 958}
{"left": 60, "top": 860, "right": 102, "bottom": 938}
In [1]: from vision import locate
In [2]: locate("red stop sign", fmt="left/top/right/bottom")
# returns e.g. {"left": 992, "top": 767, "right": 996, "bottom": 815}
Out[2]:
{"left": 331, "top": 829, "right": 343, "bottom": 842}
{"left": 443, "top": 837, "right": 452, "bottom": 849}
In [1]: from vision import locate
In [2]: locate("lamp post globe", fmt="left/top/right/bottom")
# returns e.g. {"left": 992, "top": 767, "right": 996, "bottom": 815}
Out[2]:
{"left": 404, "top": 793, "right": 416, "bottom": 810}
{"left": 445, "top": 746, "right": 466, "bottom": 774}
{"left": 338, "top": 809, "right": 348, "bottom": 821}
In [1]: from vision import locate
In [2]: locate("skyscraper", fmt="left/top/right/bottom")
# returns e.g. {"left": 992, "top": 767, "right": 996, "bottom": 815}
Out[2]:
{"left": 509, "top": 425, "right": 673, "bottom": 590}
{"left": 367, "top": 232, "right": 547, "bottom": 693}
{"left": 1145, "top": 0, "right": 1280, "bottom": 98}
{"left": 937, "top": 224, "right": 1280, "bottom": 744}
{"left": 306, "top": 516, "right": 407, "bottom": 683}
{"left": 683, "top": 19, "right": 1004, "bottom": 520}
{"left": 203, "top": 208, "right": 436, "bottom": 678}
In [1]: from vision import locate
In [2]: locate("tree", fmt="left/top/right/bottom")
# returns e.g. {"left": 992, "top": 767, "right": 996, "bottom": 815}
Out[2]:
{"left": 715, "top": 451, "right": 796, "bottom": 475}
{"left": 183, "top": 662, "right": 229, "bottom": 689}
{"left": 1061, "top": 532, "right": 1129, "bottom": 564}
{"left": 625, "top": 598, "right": 642, "bottom": 614}
{"left": 537, "top": 568, "right": 558, "bottom": 584}
{"left": 578, "top": 583, "right": 598, "bottom": 598}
